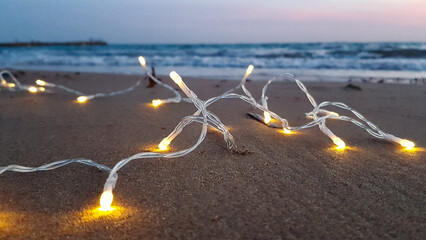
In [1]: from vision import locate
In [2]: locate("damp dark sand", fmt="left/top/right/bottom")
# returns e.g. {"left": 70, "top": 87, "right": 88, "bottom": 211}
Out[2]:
{"left": 0, "top": 70, "right": 425, "bottom": 239}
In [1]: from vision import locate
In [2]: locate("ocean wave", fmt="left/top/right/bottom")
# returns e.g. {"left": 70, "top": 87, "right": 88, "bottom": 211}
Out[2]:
{"left": 1, "top": 42, "right": 426, "bottom": 72}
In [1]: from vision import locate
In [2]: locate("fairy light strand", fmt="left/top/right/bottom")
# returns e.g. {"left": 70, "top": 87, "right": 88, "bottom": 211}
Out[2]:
{"left": 253, "top": 73, "right": 415, "bottom": 149}
{"left": 138, "top": 56, "right": 191, "bottom": 106}
{"left": 1, "top": 70, "right": 45, "bottom": 93}
{"left": 1, "top": 70, "right": 144, "bottom": 103}
{"left": 0, "top": 159, "right": 111, "bottom": 175}
{"left": 35, "top": 78, "right": 143, "bottom": 103}
{"left": 0, "top": 57, "right": 417, "bottom": 211}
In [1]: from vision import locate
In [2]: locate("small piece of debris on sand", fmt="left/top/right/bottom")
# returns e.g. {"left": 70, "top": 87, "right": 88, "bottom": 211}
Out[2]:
{"left": 344, "top": 83, "right": 362, "bottom": 91}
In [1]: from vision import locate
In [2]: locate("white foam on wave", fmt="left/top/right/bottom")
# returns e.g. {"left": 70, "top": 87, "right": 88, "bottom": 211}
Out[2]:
{"left": 1, "top": 42, "right": 425, "bottom": 81}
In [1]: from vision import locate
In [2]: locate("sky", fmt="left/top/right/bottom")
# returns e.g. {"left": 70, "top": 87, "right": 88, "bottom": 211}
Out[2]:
{"left": 1, "top": 0, "right": 425, "bottom": 44}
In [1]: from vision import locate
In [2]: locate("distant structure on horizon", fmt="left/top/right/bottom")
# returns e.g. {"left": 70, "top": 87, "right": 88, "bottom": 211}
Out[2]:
{"left": 0, "top": 40, "right": 107, "bottom": 47}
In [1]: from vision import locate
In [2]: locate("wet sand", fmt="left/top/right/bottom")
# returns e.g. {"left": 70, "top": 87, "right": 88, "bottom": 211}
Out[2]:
{"left": 0, "top": 70, "right": 425, "bottom": 239}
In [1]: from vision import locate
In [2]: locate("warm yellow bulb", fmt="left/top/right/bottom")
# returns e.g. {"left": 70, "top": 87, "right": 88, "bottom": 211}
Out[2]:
{"left": 138, "top": 56, "right": 146, "bottom": 67}
{"left": 263, "top": 112, "right": 271, "bottom": 124}
{"left": 283, "top": 128, "right": 292, "bottom": 134}
{"left": 77, "top": 96, "right": 88, "bottom": 103}
{"left": 28, "top": 86, "right": 38, "bottom": 93}
{"left": 39, "top": 87, "right": 46, "bottom": 92}
{"left": 329, "top": 111, "right": 339, "bottom": 117}
{"left": 152, "top": 99, "right": 163, "bottom": 107}
{"left": 36, "top": 79, "right": 46, "bottom": 86}
{"left": 333, "top": 138, "right": 346, "bottom": 149}
{"left": 158, "top": 138, "right": 170, "bottom": 151}
{"left": 246, "top": 65, "right": 254, "bottom": 75}
{"left": 7, "top": 83, "right": 15, "bottom": 88}
{"left": 400, "top": 139, "right": 415, "bottom": 150}
{"left": 169, "top": 71, "right": 182, "bottom": 85}
{"left": 99, "top": 191, "right": 114, "bottom": 211}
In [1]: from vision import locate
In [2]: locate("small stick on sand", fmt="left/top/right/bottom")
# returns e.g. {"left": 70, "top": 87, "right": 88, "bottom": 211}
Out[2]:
{"left": 146, "top": 67, "right": 160, "bottom": 88}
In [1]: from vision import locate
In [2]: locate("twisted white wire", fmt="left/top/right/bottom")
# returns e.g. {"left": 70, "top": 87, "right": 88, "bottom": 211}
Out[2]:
{"left": 36, "top": 78, "right": 143, "bottom": 101}
{"left": 138, "top": 56, "right": 191, "bottom": 104}
{"left": 0, "top": 70, "right": 44, "bottom": 93}
{"left": 46, "top": 83, "right": 85, "bottom": 95}
{"left": 0, "top": 57, "right": 415, "bottom": 210}
{"left": 0, "top": 159, "right": 111, "bottom": 175}
{"left": 257, "top": 73, "right": 402, "bottom": 145}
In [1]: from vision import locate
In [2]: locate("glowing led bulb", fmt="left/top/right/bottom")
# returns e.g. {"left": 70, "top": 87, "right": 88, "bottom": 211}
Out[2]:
{"left": 99, "top": 191, "right": 114, "bottom": 211}
{"left": 400, "top": 139, "right": 415, "bottom": 150}
{"left": 77, "top": 96, "right": 88, "bottom": 103}
{"left": 263, "top": 112, "right": 271, "bottom": 124}
{"left": 329, "top": 112, "right": 339, "bottom": 117}
{"left": 333, "top": 137, "right": 346, "bottom": 150}
{"left": 138, "top": 56, "right": 146, "bottom": 67}
{"left": 152, "top": 99, "right": 163, "bottom": 107}
{"left": 28, "top": 86, "right": 38, "bottom": 93}
{"left": 7, "top": 83, "right": 15, "bottom": 88}
{"left": 36, "top": 80, "right": 46, "bottom": 86}
{"left": 246, "top": 65, "right": 254, "bottom": 76}
{"left": 39, "top": 87, "right": 46, "bottom": 92}
{"left": 158, "top": 138, "right": 171, "bottom": 151}
{"left": 169, "top": 71, "right": 182, "bottom": 85}
{"left": 283, "top": 128, "right": 292, "bottom": 134}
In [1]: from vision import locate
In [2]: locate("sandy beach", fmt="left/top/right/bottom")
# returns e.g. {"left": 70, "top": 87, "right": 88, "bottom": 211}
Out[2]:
{"left": 0, "top": 70, "right": 425, "bottom": 239}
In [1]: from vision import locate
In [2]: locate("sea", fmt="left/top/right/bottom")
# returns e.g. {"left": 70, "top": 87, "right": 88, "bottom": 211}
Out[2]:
{"left": 1, "top": 42, "right": 425, "bottom": 82}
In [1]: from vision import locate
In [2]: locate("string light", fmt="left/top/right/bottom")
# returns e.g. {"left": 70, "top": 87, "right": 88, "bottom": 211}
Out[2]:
{"left": 99, "top": 191, "right": 114, "bottom": 211}
{"left": 35, "top": 79, "right": 49, "bottom": 86}
{"left": 77, "top": 96, "right": 89, "bottom": 103}
{"left": 263, "top": 112, "right": 271, "bottom": 124}
{"left": 283, "top": 129, "right": 292, "bottom": 134}
{"left": 1, "top": 70, "right": 20, "bottom": 91}
{"left": 2, "top": 71, "right": 142, "bottom": 101}
{"left": 0, "top": 158, "right": 111, "bottom": 175}
{"left": 158, "top": 138, "right": 171, "bottom": 151}
{"left": 27, "top": 86, "right": 38, "bottom": 93}
{"left": 152, "top": 99, "right": 163, "bottom": 107}
{"left": 252, "top": 72, "right": 417, "bottom": 150}
{"left": 0, "top": 57, "right": 417, "bottom": 212}
{"left": 1, "top": 70, "right": 44, "bottom": 93}
{"left": 138, "top": 56, "right": 191, "bottom": 106}
{"left": 34, "top": 77, "right": 142, "bottom": 103}
{"left": 400, "top": 139, "right": 415, "bottom": 150}
{"left": 385, "top": 135, "right": 416, "bottom": 150}
{"left": 138, "top": 56, "right": 146, "bottom": 67}
{"left": 333, "top": 137, "right": 346, "bottom": 150}
{"left": 246, "top": 64, "right": 254, "bottom": 76}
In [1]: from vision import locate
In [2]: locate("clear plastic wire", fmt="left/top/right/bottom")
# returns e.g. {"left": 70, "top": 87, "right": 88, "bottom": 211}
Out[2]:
{"left": 138, "top": 56, "right": 191, "bottom": 104}
{"left": 36, "top": 78, "right": 143, "bottom": 101}
{"left": 1, "top": 70, "right": 44, "bottom": 93}
{"left": 0, "top": 159, "right": 111, "bottom": 175}
{"left": 0, "top": 58, "right": 415, "bottom": 208}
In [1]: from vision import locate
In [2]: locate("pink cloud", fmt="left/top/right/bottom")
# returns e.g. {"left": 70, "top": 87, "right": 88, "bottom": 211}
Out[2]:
{"left": 241, "top": 2, "right": 426, "bottom": 27}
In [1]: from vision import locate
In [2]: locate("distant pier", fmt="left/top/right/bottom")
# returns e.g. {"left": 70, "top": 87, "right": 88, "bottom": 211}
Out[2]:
{"left": 0, "top": 41, "right": 107, "bottom": 47}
